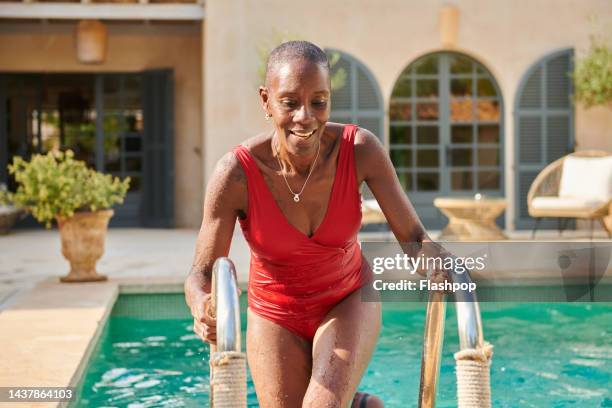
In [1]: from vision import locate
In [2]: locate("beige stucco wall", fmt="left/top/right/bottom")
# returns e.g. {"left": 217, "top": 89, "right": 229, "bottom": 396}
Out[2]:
{"left": 0, "top": 21, "right": 204, "bottom": 228}
{"left": 204, "top": 0, "right": 612, "bottom": 230}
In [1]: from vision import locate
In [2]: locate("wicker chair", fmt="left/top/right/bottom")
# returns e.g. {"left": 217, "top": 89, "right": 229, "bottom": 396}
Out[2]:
{"left": 527, "top": 150, "right": 612, "bottom": 238}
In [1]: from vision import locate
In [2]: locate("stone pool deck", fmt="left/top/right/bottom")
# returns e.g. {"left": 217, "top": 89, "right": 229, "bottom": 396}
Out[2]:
{"left": 0, "top": 227, "right": 610, "bottom": 407}
{"left": 0, "top": 227, "right": 248, "bottom": 310}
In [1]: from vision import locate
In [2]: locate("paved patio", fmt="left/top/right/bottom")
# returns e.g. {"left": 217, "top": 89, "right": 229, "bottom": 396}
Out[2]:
{"left": 0, "top": 227, "right": 254, "bottom": 311}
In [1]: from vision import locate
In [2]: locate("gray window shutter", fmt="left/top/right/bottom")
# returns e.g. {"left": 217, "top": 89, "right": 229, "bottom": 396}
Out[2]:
{"left": 357, "top": 69, "right": 380, "bottom": 110}
{"left": 519, "top": 66, "right": 542, "bottom": 108}
{"left": 519, "top": 117, "right": 542, "bottom": 164}
{"left": 330, "top": 55, "right": 352, "bottom": 111}
{"left": 326, "top": 50, "right": 384, "bottom": 201}
{"left": 142, "top": 69, "right": 175, "bottom": 227}
{"left": 514, "top": 49, "right": 574, "bottom": 229}
{"left": 326, "top": 49, "right": 384, "bottom": 142}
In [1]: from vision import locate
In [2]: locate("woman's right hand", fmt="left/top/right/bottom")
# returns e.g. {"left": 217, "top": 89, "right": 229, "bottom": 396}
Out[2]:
{"left": 191, "top": 293, "right": 217, "bottom": 345}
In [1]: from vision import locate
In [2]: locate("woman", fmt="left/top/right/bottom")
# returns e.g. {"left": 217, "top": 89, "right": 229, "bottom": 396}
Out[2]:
{"left": 184, "top": 41, "right": 433, "bottom": 408}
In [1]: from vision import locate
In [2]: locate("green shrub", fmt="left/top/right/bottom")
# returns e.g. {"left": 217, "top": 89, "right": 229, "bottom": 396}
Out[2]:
{"left": 0, "top": 150, "right": 130, "bottom": 228}
{"left": 573, "top": 35, "right": 612, "bottom": 108}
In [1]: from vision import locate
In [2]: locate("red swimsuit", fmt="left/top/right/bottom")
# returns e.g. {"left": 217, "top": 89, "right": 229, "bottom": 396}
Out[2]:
{"left": 233, "top": 124, "right": 371, "bottom": 342}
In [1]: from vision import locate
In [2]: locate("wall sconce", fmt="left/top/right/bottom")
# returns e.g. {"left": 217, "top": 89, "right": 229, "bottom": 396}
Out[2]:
{"left": 439, "top": 5, "right": 460, "bottom": 48}
{"left": 75, "top": 20, "right": 107, "bottom": 64}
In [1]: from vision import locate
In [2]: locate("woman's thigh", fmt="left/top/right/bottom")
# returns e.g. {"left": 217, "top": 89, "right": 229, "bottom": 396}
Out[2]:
{"left": 246, "top": 308, "right": 312, "bottom": 408}
{"left": 303, "top": 288, "right": 382, "bottom": 407}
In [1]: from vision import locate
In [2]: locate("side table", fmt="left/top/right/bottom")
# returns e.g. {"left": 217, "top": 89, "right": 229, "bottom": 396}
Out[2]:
{"left": 433, "top": 197, "right": 508, "bottom": 241}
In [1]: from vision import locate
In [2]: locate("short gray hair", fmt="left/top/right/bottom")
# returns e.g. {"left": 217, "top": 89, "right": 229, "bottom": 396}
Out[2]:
{"left": 265, "top": 40, "right": 330, "bottom": 85}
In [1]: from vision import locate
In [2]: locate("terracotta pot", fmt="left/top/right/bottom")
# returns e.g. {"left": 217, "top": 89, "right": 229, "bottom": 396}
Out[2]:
{"left": 57, "top": 210, "right": 114, "bottom": 283}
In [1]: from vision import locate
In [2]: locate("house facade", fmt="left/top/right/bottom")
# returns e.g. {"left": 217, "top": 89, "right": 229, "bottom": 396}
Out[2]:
{"left": 1, "top": 0, "right": 611, "bottom": 230}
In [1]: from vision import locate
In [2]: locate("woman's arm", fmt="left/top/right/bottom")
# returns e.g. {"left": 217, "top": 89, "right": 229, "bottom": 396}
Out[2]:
{"left": 184, "top": 151, "right": 247, "bottom": 343}
{"left": 355, "top": 128, "right": 452, "bottom": 281}
{"left": 354, "top": 128, "right": 431, "bottom": 244}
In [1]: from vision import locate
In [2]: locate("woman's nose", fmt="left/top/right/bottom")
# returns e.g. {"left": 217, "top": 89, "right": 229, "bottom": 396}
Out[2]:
{"left": 293, "top": 104, "right": 313, "bottom": 123}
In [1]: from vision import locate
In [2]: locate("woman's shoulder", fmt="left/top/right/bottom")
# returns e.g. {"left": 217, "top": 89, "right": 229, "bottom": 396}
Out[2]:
{"left": 353, "top": 126, "right": 386, "bottom": 170}
{"left": 235, "top": 131, "right": 274, "bottom": 168}
{"left": 204, "top": 150, "right": 248, "bottom": 217}
{"left": 211, "top": 150, "right": 247, "bottom": 190}
{"left": 353, "top": 126, "right": 380, "bottom": 146}
{"left": 211, "top": 133, "right": 273, "bottom": 191}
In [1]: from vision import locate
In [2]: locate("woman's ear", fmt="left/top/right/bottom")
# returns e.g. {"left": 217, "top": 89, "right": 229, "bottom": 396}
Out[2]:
{"left": 259, "top": 86, "right": 269, "bottom": 108}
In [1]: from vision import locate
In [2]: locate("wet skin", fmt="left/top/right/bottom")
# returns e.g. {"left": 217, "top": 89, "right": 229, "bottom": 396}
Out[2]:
{"left": 185, "top": 58, "right": 431, "bottom": 407}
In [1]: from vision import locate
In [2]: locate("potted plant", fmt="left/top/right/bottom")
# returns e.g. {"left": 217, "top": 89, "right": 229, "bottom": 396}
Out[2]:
{"left": 0, "top": 150, "right": 130, "bottom": 282}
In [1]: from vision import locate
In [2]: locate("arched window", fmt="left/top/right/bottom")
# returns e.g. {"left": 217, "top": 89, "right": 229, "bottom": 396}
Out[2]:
{"left": 326, "top": 49, "right": 384, "bottom": 141}
{"left": 514, "top": 49, "right": 574, "bottom": 229}
{"left": 389, "top": 52, "right": 504, "bottom": 229}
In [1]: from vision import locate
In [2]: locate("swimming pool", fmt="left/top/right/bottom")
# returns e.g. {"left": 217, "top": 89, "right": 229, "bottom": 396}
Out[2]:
{"left": 71, "top": 294, "right": 612, "bottom": 407}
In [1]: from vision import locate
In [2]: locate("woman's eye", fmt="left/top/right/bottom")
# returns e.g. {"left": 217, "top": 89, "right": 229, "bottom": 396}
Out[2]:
{"left": 281, "top": 100, "right": 297, "bottom": 108}
{"left": 313, "top": 100, "right": 327, "bottom": 107}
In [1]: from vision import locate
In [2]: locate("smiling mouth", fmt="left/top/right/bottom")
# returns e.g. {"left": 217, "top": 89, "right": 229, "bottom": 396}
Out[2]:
{"left": 290, "top": 129, "right": 317, "bottom": 138}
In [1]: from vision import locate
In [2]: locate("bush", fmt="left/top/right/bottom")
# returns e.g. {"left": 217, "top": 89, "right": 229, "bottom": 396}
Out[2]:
{"left": 573, "top": 35, "right": 612, "bottom": 108}
{"left": 0, "top": 150, "right": 130, "bottom": 228}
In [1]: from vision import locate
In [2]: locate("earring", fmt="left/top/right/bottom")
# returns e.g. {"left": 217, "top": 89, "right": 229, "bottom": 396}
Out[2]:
{"left": 265, "top": 113, "right": 271, "bottom": 121}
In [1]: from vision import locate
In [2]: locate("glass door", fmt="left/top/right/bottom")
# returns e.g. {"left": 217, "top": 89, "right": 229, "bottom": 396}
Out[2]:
{"left": 389, "top": 53, "right": 504, "bottom": 230}
{"left": 1, "top": 73, "right": 144, "bottom": 227}
{"left": 447, "top": 54, "right": 502, "bottom": 194}
{"left": 100, "top": 74, "right": 143, "bottom": 226}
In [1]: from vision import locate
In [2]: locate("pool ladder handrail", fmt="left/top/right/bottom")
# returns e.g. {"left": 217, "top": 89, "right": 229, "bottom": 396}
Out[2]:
{"left": 211, "top": 257, "right": 241, "bottom": 353}
{"left": 209, "top": 257, "right": 246, "bottom": 408}
{"left": 418, "top": 265, "right": 484, "bottom": 408}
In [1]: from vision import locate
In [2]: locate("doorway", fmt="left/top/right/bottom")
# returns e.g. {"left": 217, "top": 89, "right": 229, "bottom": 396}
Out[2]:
{"left": 389, "top": 52, "right": 504, "bottom": 229}
{"left": 0, "top": 70, "right": 174, "bottom": 227}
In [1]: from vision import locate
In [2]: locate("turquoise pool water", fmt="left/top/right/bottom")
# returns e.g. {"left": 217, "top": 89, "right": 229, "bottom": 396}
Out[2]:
{"left": 71, "top": 294, "right": 612, "bottom": 407}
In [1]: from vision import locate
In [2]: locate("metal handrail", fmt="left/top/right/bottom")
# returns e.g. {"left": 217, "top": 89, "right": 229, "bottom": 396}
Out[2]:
{"left": 211, "top": 257, "right": 241, "bottom": 352}
{"left": 418, "top": 291, "right": 447, "bottom": 408}
{"left": 418, "top": 266, "right": 485, "bottom": 407}
{"left": 451, "top": 267, "right": 484, "bottom": 351}
{"left": 209, "top": 257, "right": 242, "bottom": 408}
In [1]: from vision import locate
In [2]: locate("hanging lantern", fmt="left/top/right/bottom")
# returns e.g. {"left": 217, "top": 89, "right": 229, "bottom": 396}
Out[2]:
{"left": 75, "top": 20, "right": 107, "bottom": 64}
{"left": 439, "top": 5, "right": 460, "bottom": 48}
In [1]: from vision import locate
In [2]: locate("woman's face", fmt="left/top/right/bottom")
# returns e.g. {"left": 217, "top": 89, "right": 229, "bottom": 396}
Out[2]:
{"left": 260, "top": 58, "right": 331, "bottom": 154}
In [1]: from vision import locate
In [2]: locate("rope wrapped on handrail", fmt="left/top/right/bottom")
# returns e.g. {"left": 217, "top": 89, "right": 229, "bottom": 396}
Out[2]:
{"left": 452, "top": 264, "right": 493, "bottom": 408}
{"left": 455, "top": 341, "right": 493, "bottom": 408}
{"left": 211, "top": 351, "right": 247, "bottom": 407}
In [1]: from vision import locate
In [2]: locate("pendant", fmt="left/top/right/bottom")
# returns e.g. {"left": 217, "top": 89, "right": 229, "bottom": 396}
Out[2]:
{"left": 293, "top": 194, "right": 300, "bottom": 202}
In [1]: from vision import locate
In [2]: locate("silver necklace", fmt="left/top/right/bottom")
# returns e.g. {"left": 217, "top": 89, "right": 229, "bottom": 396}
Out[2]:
{"left": 274, "top": 138, "right": 321, "bottom": 203}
